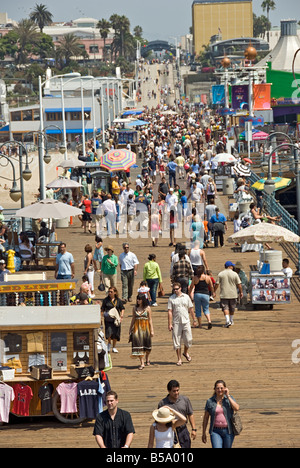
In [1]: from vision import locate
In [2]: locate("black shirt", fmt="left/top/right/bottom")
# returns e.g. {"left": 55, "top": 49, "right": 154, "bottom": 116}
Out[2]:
{"left": 93, "top": 408, "right": 135, "bottom": 448}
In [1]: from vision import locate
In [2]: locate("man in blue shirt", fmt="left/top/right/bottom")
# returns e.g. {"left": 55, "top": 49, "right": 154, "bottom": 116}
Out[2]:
{"left": 55, "top": 243, "right": 75, "bottom": 280}
{"left": 167, "top": 157, "right": 178, "bottom": 187}
{"left": 210, "top": 208, "right": 228, "bottom": 248}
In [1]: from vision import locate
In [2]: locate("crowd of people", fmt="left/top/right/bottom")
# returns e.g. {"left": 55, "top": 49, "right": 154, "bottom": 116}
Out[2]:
{"left": 0, "top": 96, "right": 294, "bottom": 449}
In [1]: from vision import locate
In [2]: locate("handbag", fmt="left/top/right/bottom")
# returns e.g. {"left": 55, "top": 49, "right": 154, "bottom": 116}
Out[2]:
{"left": 158, "top": 287, "right": 165, "bottom": 297}
{"left": 231, "top": 412, "right": 243, "bottom": 435}
{"left": 98, "top": 279, "right": 105, "bottom": 291}
{"left": 173, "top": 428, "right": 181, "bottom": 448}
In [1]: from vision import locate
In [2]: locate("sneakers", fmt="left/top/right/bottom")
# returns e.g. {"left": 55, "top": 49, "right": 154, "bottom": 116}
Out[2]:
{"left": 112, "top": 348, "right": 118, "bottom": 353}
{"left": 152, "top": 303, "right": 158, "bottom": 307}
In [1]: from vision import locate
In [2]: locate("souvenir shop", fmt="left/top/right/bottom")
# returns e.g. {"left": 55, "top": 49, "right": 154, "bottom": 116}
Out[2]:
{"left": 0, "top": 277, "right": 111, "bottom": 425}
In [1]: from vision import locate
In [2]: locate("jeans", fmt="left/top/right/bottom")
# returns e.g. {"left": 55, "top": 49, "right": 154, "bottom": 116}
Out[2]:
{"left": 56, "top": 274, "right": 72, "bottom": 280}
{"left": 121, "top": 269, "right": 134, "bottom": 300}
{"left": 146, "top": 278, "right": 159, "bottom": 304}
{"left": 210, "top": 427, "right": 234, "bottom": 448}
{"left": 194, "top": 293, "right": 210, "bottom": 317}
{"left": 169, "top": 171, "right": 176, "bottom": 187}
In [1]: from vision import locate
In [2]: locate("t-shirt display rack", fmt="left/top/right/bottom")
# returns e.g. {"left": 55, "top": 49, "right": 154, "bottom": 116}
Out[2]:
{"left": 0, "top": 279, "right": 108, "bottom": 425}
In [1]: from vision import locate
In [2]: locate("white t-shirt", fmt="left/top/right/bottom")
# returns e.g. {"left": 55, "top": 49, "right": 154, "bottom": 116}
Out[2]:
{"left": 282, "top": 267, "right": 293, "bottom": 278}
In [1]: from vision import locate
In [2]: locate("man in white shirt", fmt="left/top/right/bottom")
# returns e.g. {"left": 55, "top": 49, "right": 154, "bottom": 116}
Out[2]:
{"left": 168, "top": 283, "right": 197, "bottom": 366}
{"left": 119, "top": 243, "right": 139, "bottom": 302}
{"left": 165, "top": 188, "right": 178, "bottom": 212}
{"left": 102, "top": 194, "right": 117, "bottom": 235}
{"left": 282, "top": 259, "right": 293, "bottom": 278}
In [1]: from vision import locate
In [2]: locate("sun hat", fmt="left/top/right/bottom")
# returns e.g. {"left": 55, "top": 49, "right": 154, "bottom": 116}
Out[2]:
{"left": 235, "top": 261, "right": 244, "bottom": 270}
{"left": 152, "top": 407, "right": 175, "bottom": 423}
{"left": 105, "top": 245, "right": 114, "bottom": 252}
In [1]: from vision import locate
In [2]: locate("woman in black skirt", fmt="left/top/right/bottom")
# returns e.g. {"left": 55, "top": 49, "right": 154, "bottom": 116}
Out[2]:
{"left": 101, "top": 287, "right": 125, "bottom": 353}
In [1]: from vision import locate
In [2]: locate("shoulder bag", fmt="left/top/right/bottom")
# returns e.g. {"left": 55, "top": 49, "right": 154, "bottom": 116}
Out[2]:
{"left": 231, "top": 412, "right": 243, "bottom": 435}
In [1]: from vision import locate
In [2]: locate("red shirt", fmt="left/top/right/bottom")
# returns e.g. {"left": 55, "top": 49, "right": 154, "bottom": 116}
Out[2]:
{"left": 12, "top": 384, "right": 33, "bottom": 416}
{"left": 82, "top": 199, "right": 92, "bottom": 213}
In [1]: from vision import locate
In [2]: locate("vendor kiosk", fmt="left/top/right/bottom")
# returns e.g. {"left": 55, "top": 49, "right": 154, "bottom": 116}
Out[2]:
{"left": 0, "top": 278, "right": 109, "bottom": 425}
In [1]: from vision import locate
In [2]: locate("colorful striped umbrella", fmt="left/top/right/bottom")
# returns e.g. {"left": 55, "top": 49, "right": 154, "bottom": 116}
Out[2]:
{"left": 100, "top": 149, "right": 136, "bottom": 172}
{"left": 252, "top": 177, "right": 292, "bottom": 192}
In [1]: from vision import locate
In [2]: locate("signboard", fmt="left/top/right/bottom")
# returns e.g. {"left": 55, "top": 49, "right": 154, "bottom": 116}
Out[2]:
{"left": 0, "top": 282, "right": 76, "bottom": 294}
{"left": 253, "top": 84, "right": 271, "bottom": 110}
{"left": 212, "top": 85, "right": 225, "bottom": 105}
{"left": 251, "top": 275, "right": 291, "bottom": 304}
{"left": 232, "top": 85, "right": 249, "bottom": 110}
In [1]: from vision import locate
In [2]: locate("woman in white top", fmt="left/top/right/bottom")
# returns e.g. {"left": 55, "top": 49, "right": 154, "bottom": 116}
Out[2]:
{"left": 148, "top": 406, "right": 187, "bottom": 448}
{"left": 188, "top": 240, "right": 209, "bottom": 274}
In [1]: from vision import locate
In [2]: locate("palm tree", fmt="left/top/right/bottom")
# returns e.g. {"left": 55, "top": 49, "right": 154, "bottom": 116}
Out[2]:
{"left": 30, "top": 3, "right": 53, "bottom": 32}
{"left": 97, "top": 18, "right": 111, "bottom": 61}
{"left": 261, "top": 0, "right": 276, "bottom": 41}
{"left": 56, "top": 33, "right": 84, "bottom": 67}
{"left": 109, "top": 14, "right": 131, "bottom": 58}
{"left": 13, "top": 19, "right": 40, "bottom": 64}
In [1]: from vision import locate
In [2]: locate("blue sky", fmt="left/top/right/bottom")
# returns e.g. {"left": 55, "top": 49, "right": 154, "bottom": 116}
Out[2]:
{"left": 4, "top": 0, "right": 300, "bottom": 42}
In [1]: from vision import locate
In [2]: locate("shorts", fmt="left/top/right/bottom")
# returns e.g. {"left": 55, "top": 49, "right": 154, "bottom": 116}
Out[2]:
{"left": 220, "top": 299, "right": 237, "bottom": 314}
{"left": 172, "top": 322, "right": 192, "bottom": 350}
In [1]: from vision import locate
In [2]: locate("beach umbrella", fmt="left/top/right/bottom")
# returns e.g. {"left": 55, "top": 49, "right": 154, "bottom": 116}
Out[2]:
{"left": 46, "top": 178, "right": 82, "bottom": 189}
{"left": 252, "top": 177, "right": 292, "bottom": 192}
{"left": 57, "top": 159, "right": 86, "bottom": 169}
{"left": 100, "top": 149, "right": 136, "bottom": 172}
{"left": 212, "top": 153, "right": 237, "bottom": 164}
{"left": 234, "top": 163, "right": 252, "bottom": 177}
{"left": 243, "top": 158, "right": 253, "bottom": 164}
{"left": 228, "top": 222, "right": 300, "bottom": 244}
{"left": 127, "top": 120, "right": 150, "bottom": 127}
{"left": 14, "top": 199, "right": 83, "bottom": 219}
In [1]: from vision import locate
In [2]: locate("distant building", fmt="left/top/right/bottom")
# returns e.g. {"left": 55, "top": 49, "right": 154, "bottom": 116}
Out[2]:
{"left": 192, "top": 0, "right": 253, "bottom": 56}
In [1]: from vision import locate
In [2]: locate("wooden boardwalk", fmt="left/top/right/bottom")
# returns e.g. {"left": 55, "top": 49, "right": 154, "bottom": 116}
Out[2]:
{"left": 1, "top": 189, "right": 300, "bottom": 448}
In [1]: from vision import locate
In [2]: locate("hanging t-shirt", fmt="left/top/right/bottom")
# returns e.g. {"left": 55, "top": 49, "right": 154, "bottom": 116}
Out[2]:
{"left": 38, "top": 383, "right": 54, "bottom": 415}
{"left": 77, "top": 380, "right": 100, "bottom": 419}
{"left": 12, "top": 384, "right": 33, "bottom": 416}
{"left": 0, "top": 383, "right": 15, "bottom": 423}
{"left": 56, "top": 382, "right": 78, "bottom": 414}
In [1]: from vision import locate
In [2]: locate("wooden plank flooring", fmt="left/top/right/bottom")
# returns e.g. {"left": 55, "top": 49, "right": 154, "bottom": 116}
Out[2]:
{"left": 1, "top": 193, "right": 300, "bottom": 448}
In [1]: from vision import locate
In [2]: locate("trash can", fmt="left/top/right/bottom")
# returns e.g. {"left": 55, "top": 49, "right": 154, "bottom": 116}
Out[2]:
{"left": 54, "top": 218, "right": 69, "bottom": 228}
{"left": 223, "top": 178, "right": 234, "bottom": 195}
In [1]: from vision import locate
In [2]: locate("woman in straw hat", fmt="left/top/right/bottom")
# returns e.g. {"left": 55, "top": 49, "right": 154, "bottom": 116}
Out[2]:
{"left": 148, "top": 406, "right": 187, "bottom": 448}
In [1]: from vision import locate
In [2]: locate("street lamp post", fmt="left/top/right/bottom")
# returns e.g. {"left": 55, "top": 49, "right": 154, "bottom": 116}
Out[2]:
{"left": 0, "top": 140, "right": 32, "bottom": 231}
{"left": 0, "top": 153, "right": 22, "bottom": 203}
{"left": 264, "top": 142, "right": 300, "bottom": 274}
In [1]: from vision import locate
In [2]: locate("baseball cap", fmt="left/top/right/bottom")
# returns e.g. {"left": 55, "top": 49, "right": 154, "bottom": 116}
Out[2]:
{"left": 225, "top": 261, "right": 235, "bottom": 268}
{"left": 0, "top": 259, "right": 5, "bottom": 264}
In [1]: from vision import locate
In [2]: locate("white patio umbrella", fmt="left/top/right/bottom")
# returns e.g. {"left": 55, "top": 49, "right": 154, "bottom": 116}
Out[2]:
{"left": 14, "top": 199, "right": 83, "bottom": 219}
{"left": 233, "top": 163, "right": 252, "bottom": 177}
{"left": 57, "top": 159, "right": 86, "bottom": 169}
{"left": 228, "top": 222, "right": 300, "bottom": 244}
{"left": 46, "top": 178, "right": 82, "bottom": 189}
{"left": 212, "top": 153, "right": 237, "bottom": 164}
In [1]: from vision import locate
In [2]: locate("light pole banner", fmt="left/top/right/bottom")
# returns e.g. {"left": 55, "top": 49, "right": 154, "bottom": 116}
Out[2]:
{"left": 232, "top": 85, "right": 249, "bottom": 110}
{"left": 212, "top": 85, "right": 225, "bottom": 105}
{"left": 253, "top": 84, "right": 271, "bottom": 110}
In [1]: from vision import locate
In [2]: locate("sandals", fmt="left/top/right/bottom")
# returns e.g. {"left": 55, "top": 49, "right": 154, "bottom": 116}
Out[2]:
{"left": 176, "top": 361, "right": 182, "bottom": 366}
{"left": 182, "top": 353, "right": 192, "bottom": 362}
{"left": 138, "top": 365, "right": 144, "bottom": 370}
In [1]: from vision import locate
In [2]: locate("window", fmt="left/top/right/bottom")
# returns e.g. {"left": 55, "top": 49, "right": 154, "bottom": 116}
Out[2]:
{"left": 22, "top": 110, "right": 33, "bottom": 121}
{"left": 70, "top": 112, "right": 81, "bottom": 121}
{"left": 46, "top": 112, "right": 63, "bottom": 121}
{"left": 11, "top": 111, "right": 21, "bottom": 121}
{"left": 89, "top": 45, "right": 99, "bottom": 53}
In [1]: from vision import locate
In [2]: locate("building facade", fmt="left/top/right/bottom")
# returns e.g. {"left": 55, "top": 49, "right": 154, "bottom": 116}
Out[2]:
{"left": 192, "top": 0, "right": 253, "bottom": 56}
